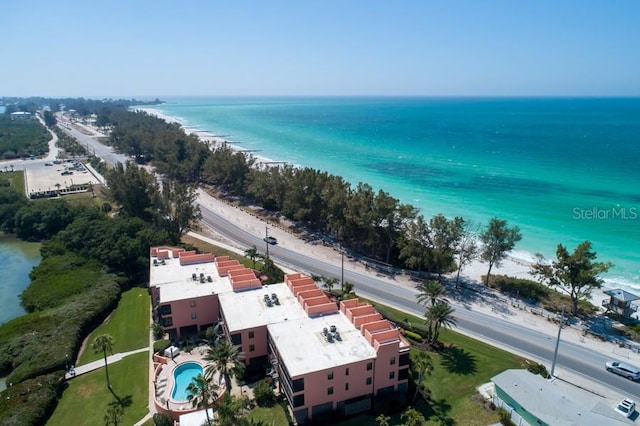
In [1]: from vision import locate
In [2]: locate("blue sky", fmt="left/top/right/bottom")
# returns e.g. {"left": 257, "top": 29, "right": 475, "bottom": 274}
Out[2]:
{"left": 1, "top": 1, "right": 639, "bottom": 97}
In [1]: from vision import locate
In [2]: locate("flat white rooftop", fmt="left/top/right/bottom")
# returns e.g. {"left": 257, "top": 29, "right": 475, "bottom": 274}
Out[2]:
{"left": 493, "top": 369, "right": 635, "bottom": 426}
{"left": 149, "top": 255, "right": 232, "bottom": 303}
{"left": 268, "top": 312, "right": 377, "bottom": 377}
{"left": 218, "top": 283, "right": 308, "bottom": 333}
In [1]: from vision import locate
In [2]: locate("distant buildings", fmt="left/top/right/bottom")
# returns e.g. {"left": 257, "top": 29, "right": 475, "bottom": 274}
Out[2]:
{"left": 149, "top": 246, "right": 410, "bottom": 423}
{"left": 10, "top": 111, "right": 32, "bottom": 119}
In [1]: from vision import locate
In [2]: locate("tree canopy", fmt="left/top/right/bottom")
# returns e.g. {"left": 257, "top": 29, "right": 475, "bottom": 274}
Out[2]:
{"left": 480, "top": 218, "right": 522, "bottom": 285}
{"left": 531, "top": 241, "right": 613, "bottom": 316}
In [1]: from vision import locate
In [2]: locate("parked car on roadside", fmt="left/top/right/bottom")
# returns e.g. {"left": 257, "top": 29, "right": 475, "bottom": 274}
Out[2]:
{"left": 606, "top": 360, "right": 640, "bottom": 381}
{"left": 615, "top": 398, "right": 636, "bottom": 418}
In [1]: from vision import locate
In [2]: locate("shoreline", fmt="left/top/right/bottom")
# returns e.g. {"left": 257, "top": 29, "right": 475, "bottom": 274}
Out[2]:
{"left": 136, "top": 107, "right": 284, "bottom": 169}
{"left": 135, "top": 106, "right": 631, "bottom": 308}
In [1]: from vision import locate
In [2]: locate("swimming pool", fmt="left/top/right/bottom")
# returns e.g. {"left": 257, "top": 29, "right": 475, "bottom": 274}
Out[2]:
{"left": 171, "top": 362, "right": 204, "bottom": 401}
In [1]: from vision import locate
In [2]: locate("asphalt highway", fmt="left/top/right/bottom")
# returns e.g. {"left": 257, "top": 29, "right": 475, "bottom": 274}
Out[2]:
{"left": 199, "top": 202, "right": 640, "bottom": 401}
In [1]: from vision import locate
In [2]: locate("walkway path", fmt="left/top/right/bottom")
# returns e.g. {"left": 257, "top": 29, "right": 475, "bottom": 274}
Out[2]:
{"left": 64, "top": 347, "right": 149, "bottom": 380}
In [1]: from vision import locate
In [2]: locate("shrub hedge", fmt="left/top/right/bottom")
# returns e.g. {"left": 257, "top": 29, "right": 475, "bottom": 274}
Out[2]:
{"left": 0, "top": 371, "right": 65, "bottom": 426}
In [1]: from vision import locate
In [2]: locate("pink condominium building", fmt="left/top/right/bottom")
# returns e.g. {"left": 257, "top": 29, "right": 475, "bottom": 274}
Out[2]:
{"left": 149, "top": 248, "right": 410, "bottom": 423}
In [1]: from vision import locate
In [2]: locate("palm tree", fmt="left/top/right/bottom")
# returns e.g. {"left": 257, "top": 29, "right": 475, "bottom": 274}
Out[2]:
{"left": 205, "top": 341, "right": 245, "bottom": 394}
{"left": 186, "top": 374, "right": 219, "bottom": 426}
{"left": 375, "top": 413, "right": 391, "bottom": 426}
{"left": 92, "top": 334, "right": 115, "bottom": 388}
{"left": 412, "top": 351, "right": 433, "bottom": 403}
{"left": 343, "top": 282, "right": 355, "bottom": 298}
{"left": 425, "top": 302, "right": 457, "bottom": 344}
{"left": 416, "top": 280, "right": 446, "bottom": 307}
{"left": 244, "top": 245, "right": 259, "bottom": 269}
{"left": 215, "top": 393, "right": 245, "bottom": 426}
{"left": 401, "top": 407, "right": 426, "bottom": 426}
{"left": 103, "top": 404, "right": 124, "bottom": 426}
{"left": 323, "top": 277, "right": 339, "bottom": 295}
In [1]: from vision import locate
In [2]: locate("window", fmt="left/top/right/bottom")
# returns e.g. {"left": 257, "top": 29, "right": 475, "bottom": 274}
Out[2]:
{"left": 163, "top": 317, "right": 173, "bottom": 327}
{"left": 231, "top": 333, "right": 242, "bottom": 345}
{"left": 248, "top": 331, "right": 255, "bottom": 339}
{"left": 293, "top": 378, "right": 305, "bottom": 392}
{"left": 345, "top": 368, "right": 349, "bottom": 376}
{"left": 389, "top": 371, "right": 395, "bottom": 379}
{"left": 190, "top": 300, "right": 196, "bottom": 307}
{"left": 390, "top": 357, "right": 396, "bottom": 365}
{"left": 345, "top": 383, "right": 349, "bottom": 391}
{"left": 327, "top": 372, "right": 334, "bottom": 380}
{"left": 327, "top": 387, "right": 334, "bottom": 395}
{"left": 159, "top": 305, "right": 172, "bottom": 315}
{"left": 191, "top": 312, "right": 197, "bottom": 320}
{"left": 249, "top": 344, "right": 255, "bottom": 352}
{"left": 366, "top": 362, "right": 373, "bottom": 371}
{"left": 399, "top": 353, "right": 410, "bottom": 366}
{"left": 293, "top": 394, "right": 305, "bottom": 407}
{"left": 366, "top": 377, "right": 372, "bottom": 385}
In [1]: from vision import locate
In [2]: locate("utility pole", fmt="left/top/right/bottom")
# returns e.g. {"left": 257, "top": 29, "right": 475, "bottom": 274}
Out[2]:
{"left": 265, "top": 225, "right": 269, "bottom": 258}
{"left": 341, "top": 251, "right": 344, "bottom": 295}
{"left": 550, "top": 305, "right": 565, "bottom": 378}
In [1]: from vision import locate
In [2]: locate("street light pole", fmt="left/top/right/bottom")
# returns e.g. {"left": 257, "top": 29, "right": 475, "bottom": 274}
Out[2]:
{"left": 550, "top": 305, "right": 565, "bottom": 377}
{"left": 341, "top": 251, "right": 344, "bottom": 294}
{"left": 265, "top": 226, "right": 269, "bottom": 258}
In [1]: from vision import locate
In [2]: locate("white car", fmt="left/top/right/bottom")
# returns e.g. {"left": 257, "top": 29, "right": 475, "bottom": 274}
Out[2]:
{"left": 606, "top": 360, "right": 640, "bottom": 381}
{"left": 615, "top": 398, "right": 635, "bottom": 418}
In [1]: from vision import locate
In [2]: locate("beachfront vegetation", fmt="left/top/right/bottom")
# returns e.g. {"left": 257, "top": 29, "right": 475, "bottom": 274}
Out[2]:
{"left": 485, "top": 274, "right": 599, "bottom": 316}
{"left": 0, "top": 113, "right": 49, "bottom": 159}
{"left": 480, "top": 218, "right": 522, "bottom": 285}
{"left": 531, "top": 241, "right": 613, "bottom": 316}
{"left": 80, "top": 103, "right": 517, "bottom": 278}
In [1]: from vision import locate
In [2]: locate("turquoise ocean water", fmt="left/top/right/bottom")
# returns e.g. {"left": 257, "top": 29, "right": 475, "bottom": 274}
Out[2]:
{"left": 150, "top": 97, "right": 640, "bottom": 291}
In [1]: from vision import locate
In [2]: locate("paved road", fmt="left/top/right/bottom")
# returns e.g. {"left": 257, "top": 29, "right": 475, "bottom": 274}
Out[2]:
{"left": 198, "top": 202, "right": 640, "bottom": 401}
{"left": 56, "top": 121, "right": 129, "bottom": 167}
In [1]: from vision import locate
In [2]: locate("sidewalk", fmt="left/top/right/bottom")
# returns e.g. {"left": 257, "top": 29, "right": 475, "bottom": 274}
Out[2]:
{"left": 65, "top": 347, "right": 149, "bottom": 380}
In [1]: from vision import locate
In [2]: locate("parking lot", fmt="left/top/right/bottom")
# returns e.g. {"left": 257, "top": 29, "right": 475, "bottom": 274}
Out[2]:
{"left": 24, "top": 159, "right": 101, "bottom": 199}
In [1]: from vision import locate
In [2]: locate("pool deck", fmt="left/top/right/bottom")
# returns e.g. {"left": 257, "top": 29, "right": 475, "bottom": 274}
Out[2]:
{"left": 153, "top": 346, "right": 224, "bottom": 418}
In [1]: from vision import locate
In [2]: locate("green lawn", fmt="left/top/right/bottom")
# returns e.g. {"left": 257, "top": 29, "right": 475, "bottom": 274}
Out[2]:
{"left": 248, "top": 402, "right": 290, "bottom": 425}
{"left": 3, "top": 170, "right": 25, "bottom": 194}
{"left": 77, "top": 287, "right": 150, "bottom": 365}
{"left": 419, "top": 330, "right": 527, "bottom": 425}
{"left": 48, "top": 352, "right": 149, "bottom": 426}
{"left": 336, "top": 298, "right": 529, "bottom": 425}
